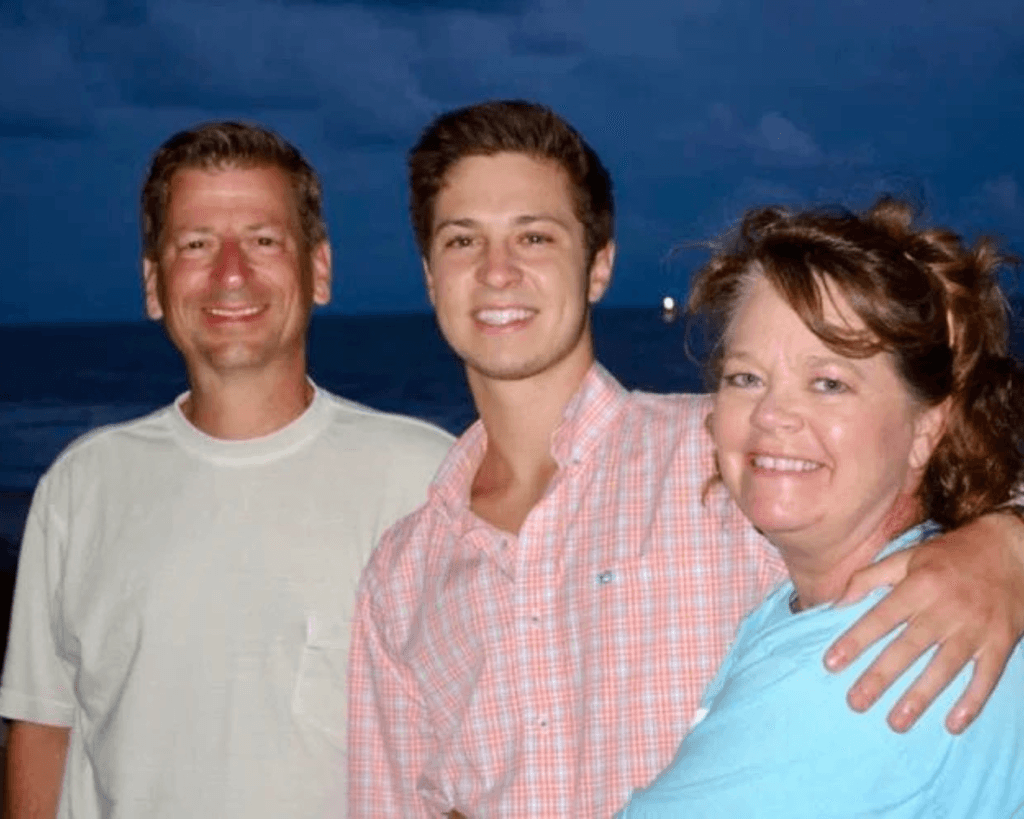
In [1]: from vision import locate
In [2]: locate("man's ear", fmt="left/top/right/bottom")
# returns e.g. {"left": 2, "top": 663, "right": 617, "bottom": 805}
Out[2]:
{"left": 310, "top": 241, "right": 332, "bottom": 306}
{"left": 909, "top": 398, "right": 951, "bottom": 471}
{"left": 142, "top": 258, "right": 164, "bottom": 321}
{"left": 587, "top": 241, "right": 615, "bottom": 304}
{"left": 422, "top": 257, "right": 437, "bottom": 307}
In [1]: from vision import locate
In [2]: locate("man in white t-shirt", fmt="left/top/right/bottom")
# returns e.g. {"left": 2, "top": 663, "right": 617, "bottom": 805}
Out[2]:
{"left": 0, "top": 122, "right": 452, "bottom": 818}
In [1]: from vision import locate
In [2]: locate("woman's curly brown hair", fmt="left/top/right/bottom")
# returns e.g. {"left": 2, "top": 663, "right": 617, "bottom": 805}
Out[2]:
{"left": 688, "top": 195, "right": 1024, "bottom": 528}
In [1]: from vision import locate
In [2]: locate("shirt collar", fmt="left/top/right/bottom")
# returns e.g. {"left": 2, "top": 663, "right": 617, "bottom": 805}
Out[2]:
{"left": 550, "top": 363, "right": 628, "bottom": 468}
{"left": 428, "top": 362, "right": 628, "bottom": 515}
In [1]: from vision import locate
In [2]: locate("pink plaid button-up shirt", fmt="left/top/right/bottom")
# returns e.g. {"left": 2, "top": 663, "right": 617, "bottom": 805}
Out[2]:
{"left": 348, "top": 365, "right": 786, "bottom": 817}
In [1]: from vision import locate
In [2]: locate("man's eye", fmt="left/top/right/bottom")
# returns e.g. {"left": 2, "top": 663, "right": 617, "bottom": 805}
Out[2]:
{"left": 184, "top": 239, "right": 206, "bottom": 250}
{"left": 254, "top": 235, "right": 280, "bottom": 248}
{"left": 522, "top": 233, "right": 551, "bottom": 245}
{"left": 722, "top": 372, "right": 761, "bottom": 388}
{"left": 445, "top": 236, "right": 473, "bottom": 249}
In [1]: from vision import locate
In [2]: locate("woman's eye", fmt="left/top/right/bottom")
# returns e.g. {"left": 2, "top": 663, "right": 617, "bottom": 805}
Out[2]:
{"left": 722, "top": 372, "right": 761, "bottom": 388}
{"left": 812, "top": 377, "right": 848, "bottom": 393}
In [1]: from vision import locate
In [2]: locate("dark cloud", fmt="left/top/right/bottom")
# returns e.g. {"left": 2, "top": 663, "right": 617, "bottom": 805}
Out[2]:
{"left": 322, "top": 106, "right": 416, "bottom": 149}
{"left": 0, "top": 115, "right": 92, "bottom": 139}
{"left": 0, "top": 29, "right": 94, "bottom": 138}
{"left": 103, "top": 0, "right": 146, "bottom": 24}
{"left": 508, "top": 29, "right": 579, "bottom": 57}
{"left": 285, "top": 0, "right": 530, "bottom": 12}
{"left": 3, "top": 0, "right": 1024, "bottom": 321}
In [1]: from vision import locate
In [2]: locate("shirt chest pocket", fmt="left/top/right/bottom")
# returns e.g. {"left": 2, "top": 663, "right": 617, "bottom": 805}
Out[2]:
{"left": 291, "top": 613, "right": 348, "bottom": 744}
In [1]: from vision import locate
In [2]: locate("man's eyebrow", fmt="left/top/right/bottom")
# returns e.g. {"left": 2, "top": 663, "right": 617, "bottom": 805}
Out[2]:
{"left": 169, "top": 225, "right": 215, "bottom": 234}
{"left": 433, "top": 213, "right": 572, "bottom": 235}
{"left": 433, "top": 217, "right": 477, "bottom": 235}
{"left": 513, "top": 213, "right": 572, "bottom": 230}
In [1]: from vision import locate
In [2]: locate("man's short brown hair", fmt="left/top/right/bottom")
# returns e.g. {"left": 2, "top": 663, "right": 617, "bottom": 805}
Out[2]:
{"left": 408, "top": 100, "right": 614, "bottom": 267}
{"left": 140, "top": 121, "right": 327, "bottom": 259}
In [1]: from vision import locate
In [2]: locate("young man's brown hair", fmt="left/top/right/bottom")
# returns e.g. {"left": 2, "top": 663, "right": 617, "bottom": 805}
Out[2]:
{"left": 408, "top": 100, "right": 614, "bottom": 267}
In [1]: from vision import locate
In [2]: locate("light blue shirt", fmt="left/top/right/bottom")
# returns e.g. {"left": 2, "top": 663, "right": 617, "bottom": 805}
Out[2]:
{"left": 618, "top": 524, "right": 1024, "bottom": 817}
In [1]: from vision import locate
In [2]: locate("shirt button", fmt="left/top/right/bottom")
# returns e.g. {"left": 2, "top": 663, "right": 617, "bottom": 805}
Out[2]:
{"left": 596, "top": 570, "right": 614, "bottom": 585}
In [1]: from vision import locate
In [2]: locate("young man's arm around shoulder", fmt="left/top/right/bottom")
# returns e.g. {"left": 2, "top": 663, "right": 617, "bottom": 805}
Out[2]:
{"left": 829, "top": 511, "right": 1024, "bottom": 732}
{"left": 5, "top": 721, "right": 69, "bottom": 819}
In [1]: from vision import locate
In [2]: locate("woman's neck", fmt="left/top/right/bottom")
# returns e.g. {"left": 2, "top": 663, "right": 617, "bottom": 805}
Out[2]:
{"left": 783, "top": 494, "right": 925, "bottom": 611}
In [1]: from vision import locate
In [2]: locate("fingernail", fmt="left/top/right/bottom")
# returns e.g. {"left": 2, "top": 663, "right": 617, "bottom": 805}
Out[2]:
{"left": 890, "top": 701, "right": 917, "bottom": 732}
{"left": 849, "top": 684, "right": 875, "bottom": 712}
{"left": 825, "top": 647, "right": 847, "bottom": 671}
{"left": 948, "top": 706, "right": 972, "bottom": 734}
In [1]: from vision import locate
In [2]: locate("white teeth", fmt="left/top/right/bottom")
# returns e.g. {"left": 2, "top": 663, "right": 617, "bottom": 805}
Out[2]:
{"left": 752, "top": 455, "right": 822, "bottom": 472}
{"left": 475, "top": 307, "right": 534, "bottom": 326}
{"left": 207, "top": 306, "right": 262, "bottom": 317}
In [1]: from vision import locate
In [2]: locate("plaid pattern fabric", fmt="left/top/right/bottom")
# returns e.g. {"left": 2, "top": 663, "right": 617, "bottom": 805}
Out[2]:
{"left": 347, "top": 365, "right": 785, "bottom": 817}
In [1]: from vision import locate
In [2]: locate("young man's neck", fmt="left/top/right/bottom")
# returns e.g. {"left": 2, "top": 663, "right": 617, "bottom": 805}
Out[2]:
{"left": 182, "top": 363, "right": 313, "bottom": 440}
{"left": 467, "top": 346, "right": 595, "bottom": 534}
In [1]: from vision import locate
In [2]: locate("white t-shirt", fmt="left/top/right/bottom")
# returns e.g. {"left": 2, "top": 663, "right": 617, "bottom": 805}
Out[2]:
{"left": 0, "top": 385, "right": 453, "bottom": 818}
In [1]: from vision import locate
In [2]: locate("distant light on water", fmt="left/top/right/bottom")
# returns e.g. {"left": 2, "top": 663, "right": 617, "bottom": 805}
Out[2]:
{"left": 661, "top": 295, "right": 678, "bottom": 323}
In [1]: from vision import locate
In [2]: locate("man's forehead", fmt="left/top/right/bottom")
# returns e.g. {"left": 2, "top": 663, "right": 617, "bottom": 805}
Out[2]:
{"left": 433, "top": 153, "right": 576, "bottom": 215}
{"left": 165, "top": 164, "right": 297, "bottom": 215}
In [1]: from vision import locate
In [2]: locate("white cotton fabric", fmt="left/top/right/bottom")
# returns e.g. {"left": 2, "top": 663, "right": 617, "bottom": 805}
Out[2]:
{"left": 0, "top": 384, "right": 452, "bottom": 818}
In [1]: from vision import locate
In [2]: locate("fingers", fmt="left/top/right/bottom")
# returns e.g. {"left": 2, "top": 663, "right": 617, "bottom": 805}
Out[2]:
{"left": 834, "top": 551, "right": 911, "bottom": 608}
{"left": 943, "top": 633, "right": 1014, "bottom": 733}
{"left": 840, "top": 611, "right": 936, "bottom": 715}
{"left": 879, "top": 636, "right": 976, "bottom": 732}
{"left": 830, "top": 586, "right": 1016, "bottom": 733}
{"left": 825, "top": 581, "right": 915, "bottom": 673}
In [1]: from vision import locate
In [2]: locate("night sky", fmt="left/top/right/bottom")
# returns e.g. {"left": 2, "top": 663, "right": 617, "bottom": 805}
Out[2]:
{"left": 2, "top": 0, "right": 1022, "bottom": 324}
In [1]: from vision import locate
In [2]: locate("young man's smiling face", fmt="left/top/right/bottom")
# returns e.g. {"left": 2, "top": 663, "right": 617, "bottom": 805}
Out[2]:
{"left": 423, "top": 151, "right": 613, "bottom": 389}
{"left": 143, "top": 165, "right": 331, "bottom": 386}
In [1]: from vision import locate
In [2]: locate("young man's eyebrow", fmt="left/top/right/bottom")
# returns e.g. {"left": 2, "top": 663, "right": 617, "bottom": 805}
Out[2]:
{"left": 433, "top": 217, "right": 478, "bottom": 235}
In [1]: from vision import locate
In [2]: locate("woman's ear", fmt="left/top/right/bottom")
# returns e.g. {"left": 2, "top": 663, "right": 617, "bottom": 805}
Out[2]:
{"left": 909, "top": 398, "right": 951, "bottom": 470}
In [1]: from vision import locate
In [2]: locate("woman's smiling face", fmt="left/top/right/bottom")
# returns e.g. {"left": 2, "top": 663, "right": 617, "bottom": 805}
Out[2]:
{"left": 710, "top": 273, "right": 945, "bottom": 558}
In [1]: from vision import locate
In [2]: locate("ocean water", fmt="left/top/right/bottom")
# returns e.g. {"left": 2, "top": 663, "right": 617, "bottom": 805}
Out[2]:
{"left": 0, "top": 308, "right": 702, "bottom": 567}
{"left": 4, "top": 303, "right": 1023, "bottom": 571}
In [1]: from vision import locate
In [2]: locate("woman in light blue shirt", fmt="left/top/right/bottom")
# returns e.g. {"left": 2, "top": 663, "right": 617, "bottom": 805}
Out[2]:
{"left": 620, "top": 197, "right": 1024, "bottom": 817}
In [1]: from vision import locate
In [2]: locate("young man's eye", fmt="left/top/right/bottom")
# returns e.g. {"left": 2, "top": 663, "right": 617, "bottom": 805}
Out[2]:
{"left": 522, "top": 233, "right": 552, "bottom": 245}
{"left": 445, "top": 235, "right": 473, "bottom": 249}
{"left": 722, "top": 372, "right": 761, "bottom": 388}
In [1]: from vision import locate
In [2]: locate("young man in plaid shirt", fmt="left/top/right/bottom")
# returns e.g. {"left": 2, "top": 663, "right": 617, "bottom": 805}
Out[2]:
{"left": 347, "top": 100, "right": 1024, "bottom": 817}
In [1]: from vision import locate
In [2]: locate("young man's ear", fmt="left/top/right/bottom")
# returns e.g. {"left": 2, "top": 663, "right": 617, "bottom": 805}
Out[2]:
{"left": 587, "top": 241, "right": 615, "bottom": 304}
{"left": 310, "top": 241, "right": 333, "bottom": 306}
{"left": 142, "top": 258, "right": 164, "bottom": 321}
{"left": 422, "top": 257, "right": 437, "bottom": 307}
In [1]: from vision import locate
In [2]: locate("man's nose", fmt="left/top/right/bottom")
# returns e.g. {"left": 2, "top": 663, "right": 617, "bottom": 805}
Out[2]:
{"left": 476, "top": 240, "right": 522, "bottom": 289}
{"left": 212, "top": 238, "right": 251, "bottom": 287}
